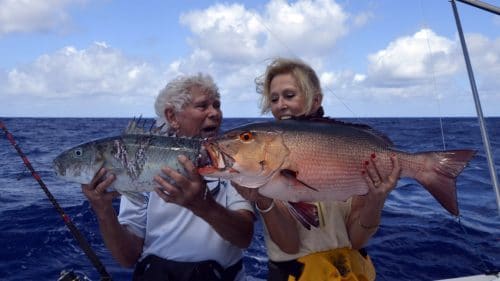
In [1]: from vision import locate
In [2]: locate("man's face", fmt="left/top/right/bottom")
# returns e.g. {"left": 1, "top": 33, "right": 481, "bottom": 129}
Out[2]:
{"left": 173, "top": 86, "right": 222, "bottom": 138}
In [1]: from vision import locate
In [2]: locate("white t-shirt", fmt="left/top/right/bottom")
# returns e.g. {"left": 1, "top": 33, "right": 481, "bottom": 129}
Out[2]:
{"left": 118, "top": 178, "right": 254, "bottom": 274}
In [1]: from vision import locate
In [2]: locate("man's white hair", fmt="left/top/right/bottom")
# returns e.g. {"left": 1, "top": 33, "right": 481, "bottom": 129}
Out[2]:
{"left": 154, "top": 73, "right": 220, "bottom": 130}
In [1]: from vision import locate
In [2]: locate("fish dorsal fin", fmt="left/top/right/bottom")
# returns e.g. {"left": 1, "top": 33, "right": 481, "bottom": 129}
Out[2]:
{"left": 289, "top": 116, "right": 394, "bottom": 147}
{"left": 124, "top": 116, "right": 166, "bottom": 136}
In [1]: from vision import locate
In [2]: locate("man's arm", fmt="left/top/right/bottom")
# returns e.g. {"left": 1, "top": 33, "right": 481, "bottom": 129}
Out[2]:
{"left": 154, "top": 155, "right": 254, "bottom": 248}
{"left": 82, "top": 168, "right": 144, "bottom": 267}
{"left": 190, "top": 199, "right": 254, "bottom": 248}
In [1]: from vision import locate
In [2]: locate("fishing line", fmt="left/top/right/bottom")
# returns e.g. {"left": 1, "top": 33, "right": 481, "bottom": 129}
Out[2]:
{"left": 252, "top": 8, "right": 360, "bottom": 120}
{"left": 419, "top": 0, "right": 447, "bottom": 151}
{"left": 0, "top": 120, "right": 112, "bottom": 281}
{"left": 419, "top": 0, "right": 494, "bottom": 275}
{"left": 456, "top": 216, "right": 494, "bottom": 274}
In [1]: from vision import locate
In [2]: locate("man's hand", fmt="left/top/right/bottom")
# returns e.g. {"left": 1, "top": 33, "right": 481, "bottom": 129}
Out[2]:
{"left": 81, "top": 168, "right": 121, "bottom": 216}
{"left": 154, "top": 155, "right": 211, "bottom": 213}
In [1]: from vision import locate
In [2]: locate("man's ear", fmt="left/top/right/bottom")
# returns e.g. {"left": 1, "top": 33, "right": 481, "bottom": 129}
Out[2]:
{"left": 165, "top": 108, "right": 179, "bottom": 130}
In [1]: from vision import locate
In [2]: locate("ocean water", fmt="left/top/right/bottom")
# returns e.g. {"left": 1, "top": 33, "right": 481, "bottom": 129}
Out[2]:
{"left": 0, "top": 117, "right": 499, "bottom": 281}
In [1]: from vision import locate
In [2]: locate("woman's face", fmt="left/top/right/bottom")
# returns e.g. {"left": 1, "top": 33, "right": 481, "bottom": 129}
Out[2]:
{"left": 269, "top": 73, "right": 308, "bottom": 120}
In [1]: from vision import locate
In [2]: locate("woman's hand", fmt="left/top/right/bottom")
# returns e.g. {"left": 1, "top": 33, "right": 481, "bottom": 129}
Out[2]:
{"left": 361, "top": 153, "right": 401, "bottom": 212}
{"left": 348, "top": 153, "right": 402, "bottom": 249}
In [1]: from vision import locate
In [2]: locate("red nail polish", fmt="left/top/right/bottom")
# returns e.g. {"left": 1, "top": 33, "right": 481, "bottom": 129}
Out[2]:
{"left": 361, "top": 170, "right": 366, "bottom": 175}
{"left": 364, "top": 160, "right": 369, "bottom": 166}
{"left": 371, "top": 153, "right": 376, "bottom": 159}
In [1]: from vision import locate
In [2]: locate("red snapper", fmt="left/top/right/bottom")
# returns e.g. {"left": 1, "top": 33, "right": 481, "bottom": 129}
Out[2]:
{"left": 199, "top": 119, "right": 476, "bottom": 216}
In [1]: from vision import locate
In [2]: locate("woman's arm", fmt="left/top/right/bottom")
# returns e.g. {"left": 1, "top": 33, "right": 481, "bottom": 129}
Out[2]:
{"left": 233, "top": 184, "right": 300, "bottom": 254}
{"left": 347, "top": 154, "right": 401, "bottom": 249}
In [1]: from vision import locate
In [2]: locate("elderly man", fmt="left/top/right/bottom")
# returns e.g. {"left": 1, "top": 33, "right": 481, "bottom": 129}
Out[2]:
{"left": 82, "top": 73, "right": 254, "bottom": 281}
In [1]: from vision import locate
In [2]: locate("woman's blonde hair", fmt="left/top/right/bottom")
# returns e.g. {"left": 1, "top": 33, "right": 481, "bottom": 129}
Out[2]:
{"left": 256, "top": 57, "right": 322, "bottom": 115}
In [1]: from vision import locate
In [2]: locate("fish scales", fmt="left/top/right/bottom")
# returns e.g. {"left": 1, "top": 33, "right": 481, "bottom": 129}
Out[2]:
{"left": 280, "top": 122, "right": 440, "bottom": 188}
{"left": 54, "top": 133, "right": 202, "bottom": 204}
{"left": 200, "top": 119, "right": 476, "bottom": 216}
{"left": 279, "top": 123, "right": 394, "bottom": 199}
{"left": 110, "top": 135, "right": 201, "bottom": 191}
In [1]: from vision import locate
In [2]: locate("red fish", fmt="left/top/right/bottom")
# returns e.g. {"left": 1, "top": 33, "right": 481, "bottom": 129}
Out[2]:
{"left": 200, "top": 119, "right": 476, "bottom": 219}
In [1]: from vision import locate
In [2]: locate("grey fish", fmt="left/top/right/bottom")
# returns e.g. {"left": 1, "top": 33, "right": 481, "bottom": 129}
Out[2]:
{"left": 53, "top": 121, "right": 202, "bottom": 204}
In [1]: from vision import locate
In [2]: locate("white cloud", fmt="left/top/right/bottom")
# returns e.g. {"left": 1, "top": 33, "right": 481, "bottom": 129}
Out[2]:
{"left": 366, "top": 29, "right": 500, "bottom": 97}
{"left": 179, "top": 0, "right": 351, "bottom": 66}
{"left": 0, "top": 0, "right": 84, "bottom": 36}
{"left": 2, "top": 0, "right": 497, "bottom": 118}
{"left": 330, "top": 28, "right": 500, "bottom": 114}
{"left": 320, "top": 70, "right": 363, "bottom": 90}
{"left": 180, "top": 3, "right": 266, "bottom": 62}
{"left": 175, "top": 0, "right": 355, "bottom": 116}
{"left": 174, "top": 1, "right": 499, "bottom": 117}
{"left": 263, "top": 0, "right": 349, "bottom": 56}
{"left": 366, "top": 29, "right": 458, "bottom": 88}
{"left": 2, "top": 42, "right": 163, "bottom": 100}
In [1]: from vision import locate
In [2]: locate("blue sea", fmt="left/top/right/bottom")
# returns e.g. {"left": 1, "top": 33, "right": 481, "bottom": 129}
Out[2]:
{"left": 0, "top": 117, "right": 499, "bottom": 281}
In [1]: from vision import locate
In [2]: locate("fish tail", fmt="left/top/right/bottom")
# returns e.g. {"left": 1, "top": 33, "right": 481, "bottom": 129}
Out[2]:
{"left": 413, "top": 149, "right": 476, "bottom": 216}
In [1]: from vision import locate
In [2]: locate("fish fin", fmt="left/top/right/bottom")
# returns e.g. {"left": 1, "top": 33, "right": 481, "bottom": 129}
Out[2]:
{"left": 121, "top": 191, "right": 148, "bottom": 206}
{"left": 280, "top": 169, "right": 318, "bottom": 191}
{"left": 258, "top": 172, "right": 321, "bottom": 202}
{"left": 414, "top": 149, "right": 476, "bottom": 216}
{"left": 286, "top": 201, "right": 320, "bottom": 230}
{"left": 125, "top": 116, "right": 144, "bottom": 135}
{"left": 125, "top": 117, "right": 165, "bottom": 136}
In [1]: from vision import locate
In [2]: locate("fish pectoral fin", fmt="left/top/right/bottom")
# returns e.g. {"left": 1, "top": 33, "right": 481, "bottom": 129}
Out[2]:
{"left": 121, "top": 191, "right": 148, "bottom": 206}
{"left": 286, "top": 201, "right": 320, "bottom": 230}
{"left": 280, "top": 169, "right": 318, "bottom": 191}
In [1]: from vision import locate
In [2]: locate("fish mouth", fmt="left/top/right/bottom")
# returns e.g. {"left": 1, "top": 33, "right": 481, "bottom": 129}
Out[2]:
{"left": 198, "top": 141, "right": 236, "bottom": 174}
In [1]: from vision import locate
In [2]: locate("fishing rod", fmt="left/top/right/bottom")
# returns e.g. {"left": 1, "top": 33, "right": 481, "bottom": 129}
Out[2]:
{"left": 0, "top": 120, "right": 112, "bottom": 281}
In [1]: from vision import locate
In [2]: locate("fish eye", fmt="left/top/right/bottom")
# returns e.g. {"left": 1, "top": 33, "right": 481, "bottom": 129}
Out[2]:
{"left": 74, "top": 148, "right": 83, "bottom": 157}
{"left": 239, "top": 132, "right": 253, "bottom": 142}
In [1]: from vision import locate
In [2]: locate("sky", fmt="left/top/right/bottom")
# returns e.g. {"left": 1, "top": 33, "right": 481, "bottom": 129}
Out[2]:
{"left": 0, "top": 0, "right": 499, "bottom": 118}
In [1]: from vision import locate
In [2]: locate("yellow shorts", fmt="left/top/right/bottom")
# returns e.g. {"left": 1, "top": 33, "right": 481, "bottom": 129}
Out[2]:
{"left": 287, "top": 248, "right": 376, "bottom": 281}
